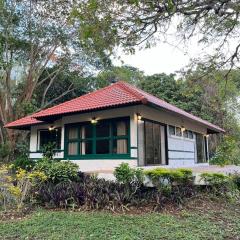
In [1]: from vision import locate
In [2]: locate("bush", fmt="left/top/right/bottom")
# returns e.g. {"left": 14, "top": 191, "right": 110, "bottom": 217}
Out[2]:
{"left": 200, "top": 172, "right": 239, "bottom": 198}
{"left": 11, "top": 156, "right": 35, "bottom": 172}
{"left": 231, "top": 173, "right": 240, "bottom": 189}
{"left": 42, "top": 142, "right": 56, "bottom": 160}
{"left": 34, "top": 158, "right": 79, "bottom": 183}
{"left": 0, "top": 165, "right": 47, "bottom": 211}
{"left": 144, "top": 168, "right": 194, "bottom": 185}
{"left": 114, "top": 163, "right": 144, "bottom": 185}
{"left": 210, "top": 136, "right": 240, "bottom": 166}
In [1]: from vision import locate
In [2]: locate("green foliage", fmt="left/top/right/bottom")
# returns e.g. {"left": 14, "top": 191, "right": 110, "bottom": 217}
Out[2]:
{"left": 210, "top": 136, "right": 240, "bottom": 166}
{"left": 231, "top": 173, "right": 240, "bottom": 190}
{"left": 11, "top": 157, "right": 35, "bottom": 172}
{"left": 114, "top": 163, "right": 144, "bottom": 185}
{"left": 34, "top": 159, "right": 79, "bottom": 183}
{"left": 42, "top": 142, "right": 56, "bottom": 160}
{"left": 200, "top": 172, "right": 239, "bottom": 199}
{"left": 200, "top": 173, "right": 230, "bottom": 185}
{"left": 144, "top": 168, "right": 193, "bottom": 185}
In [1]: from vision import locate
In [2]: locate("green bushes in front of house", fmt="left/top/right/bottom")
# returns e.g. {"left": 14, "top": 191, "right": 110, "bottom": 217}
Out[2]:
{"left": 2, "top": 160, "right": 240, "bottom": 212}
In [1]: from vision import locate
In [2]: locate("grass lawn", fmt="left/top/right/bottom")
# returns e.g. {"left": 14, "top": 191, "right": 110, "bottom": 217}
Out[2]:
{"left": 1, "top": 200, "right": 240, "bottom": 240}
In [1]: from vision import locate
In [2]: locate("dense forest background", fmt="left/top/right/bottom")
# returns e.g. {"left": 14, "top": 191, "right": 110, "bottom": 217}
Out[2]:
{"left": 0, "top": 1, "right": 240, "bottom": 165}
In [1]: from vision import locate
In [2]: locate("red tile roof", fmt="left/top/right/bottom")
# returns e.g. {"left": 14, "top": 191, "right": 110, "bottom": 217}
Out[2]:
{"left": 4, "top": 115, "right": 43, "bottom": 129}
{"left": 5, "top": 81, "right": 224, "bottom": 132}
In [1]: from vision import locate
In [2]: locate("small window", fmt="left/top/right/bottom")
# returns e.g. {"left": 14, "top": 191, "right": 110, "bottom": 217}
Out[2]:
{"left": 176, "top": 127, "right": 182, "bottom": 137}
{"left": 183, "top": 130, "right": 188, "bottom": 138}
{"left": 96, "top": 122, "right": 110, "bottom": 138}
{"left": 113, "top": 120, "right": 128, "bottom": 136}
{"left": 39, "top": 128, "right": 61, "bottom": 150}
{"left": 188, "top": 131, "right": 194, "bottom": 139}
{"left": 169, "top": 125, "right": 175, "bottom": 135}
{"left": 80, "top": 141, "right": 93, "bottom": 155}
{"left": 81, "top": 125, "right": 92, "bottom": 139}
{"left": 113, "top": 139, "right": 128, "bottom": 154}
{"left": 96, "top": 139, "right": 110, "bottom": 154}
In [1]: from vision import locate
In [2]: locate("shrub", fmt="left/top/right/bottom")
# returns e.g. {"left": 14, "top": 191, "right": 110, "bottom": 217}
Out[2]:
{"left": 42, "top": 142, "right": 56, "bottom": 160}
{"left": 200, "top": 173, "right": 230, "bottom": 185}
{"left": 200, "top": 172, "right": 239, "bottom": 199}
{"left": 231, "top": 173, "right": 240, "bottom": 189}
{"left": 114, "top": 163, "right": 144, "bottom": 185}
{"left": 144, "top": 168, "right": 193, "bottom": 185}
{"left": 0, "top": 165, "right": 47, "bottom": 211}
{"left": 34, "top": 158, "right": 79, "bottom": 183}
{"left": 11, "top": 156, "right": 35, "bottom": 172}
{"left": 210, "top": 136, "right": 240, "bottom": 166}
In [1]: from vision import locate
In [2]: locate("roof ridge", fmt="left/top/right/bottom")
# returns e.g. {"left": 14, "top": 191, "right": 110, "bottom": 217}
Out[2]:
{"left": 116, "top": 81, "right": 148, "bottom": 104}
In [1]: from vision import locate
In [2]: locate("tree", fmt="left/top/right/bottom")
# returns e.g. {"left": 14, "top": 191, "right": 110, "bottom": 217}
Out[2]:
{"left": 0, "top": 0, "right": 106, "bottom": 150}
{"left": 72, "top": 0, "right": 240, "bottom": 70}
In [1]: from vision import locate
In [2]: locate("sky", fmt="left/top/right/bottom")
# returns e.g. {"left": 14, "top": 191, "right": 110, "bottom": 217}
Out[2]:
{"left": 113, "top": 43, "right": 189, "bottom": 75}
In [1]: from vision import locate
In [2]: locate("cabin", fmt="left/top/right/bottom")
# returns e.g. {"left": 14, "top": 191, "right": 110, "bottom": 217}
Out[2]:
{"left": 5, "top": 81, "right": 224, "bottom": 172}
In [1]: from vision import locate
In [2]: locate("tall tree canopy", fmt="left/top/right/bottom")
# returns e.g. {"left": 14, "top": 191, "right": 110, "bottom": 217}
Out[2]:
{"left": 0, "top": 0, "right": 107, "bottom": 148}
{"left": 73, "top": 0, "right": 240, "bottom": 69}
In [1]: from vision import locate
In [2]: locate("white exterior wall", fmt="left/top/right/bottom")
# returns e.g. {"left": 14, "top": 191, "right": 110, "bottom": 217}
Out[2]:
{"left": 29, "top": 104, "right": 209, "bottom": 171}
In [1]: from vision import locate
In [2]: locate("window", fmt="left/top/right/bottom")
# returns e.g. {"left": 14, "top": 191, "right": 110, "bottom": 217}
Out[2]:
{"left": 188, "top": 131, "right": 194, "bottom": 139}
{"left": 65, "top": 117, "right": 130, "bottom": 158}
{"left": 176, "top": 127, "right": 182, "bottom": 137}
{"left": 168, "top": 125, "right": 194, "bottom": 139}
{"left": 144, "top": 120, "right": 166, "bottom": 165}
{"left": 38, "top": 128, "right": 61, "bottom": 150}
{"left": 196, "top": 133, "right": 207, "bottom": 163}
{"left": 169, "top": 125, "right": 175, "bottom": 135}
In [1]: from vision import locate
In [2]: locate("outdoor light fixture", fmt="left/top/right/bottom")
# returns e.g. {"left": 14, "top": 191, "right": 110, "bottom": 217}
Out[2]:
{"left": 181, "top": 126, "right": 186, "bottom": 132}
{"left": 48, "top": 125, "right": 55, "bottom": 131}
{"left": 205, "top": 134, "right": 209, "bottom": 138}
{"left": 91, "top": 117, "right": 98, "bottom": 124}
{"left": 137, "top": 113, "right": 142, "bottom": 121}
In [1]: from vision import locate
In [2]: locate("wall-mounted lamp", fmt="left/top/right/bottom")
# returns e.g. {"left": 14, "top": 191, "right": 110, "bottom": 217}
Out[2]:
{"left": 91, "top": 117, "right": 98, "bottom": 124}
{"left": 204, "top": 134, "right": 209, "bottom": 138}
{"left": 137, "top": 113, "right": 142, "bottom": 121}
{"left": 180, "top": 126, "right": 186, "bottom": 132}
{"left": 48, "top": 125, "right": 55, "bottom": 131}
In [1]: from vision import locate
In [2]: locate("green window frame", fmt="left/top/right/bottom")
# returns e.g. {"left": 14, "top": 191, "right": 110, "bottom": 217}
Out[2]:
{"left": 64, "top": 117, "right": 130, "bottom": 159}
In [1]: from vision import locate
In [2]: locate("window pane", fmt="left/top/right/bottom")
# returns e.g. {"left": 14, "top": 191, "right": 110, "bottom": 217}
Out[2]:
{"left": 96, "top": 122, "right": 110, "bottom": 137}
{"left": 169, "top": 125, "right": 175, "bottom": 135}
{"left": 68, "top": 142, "right": 78, "bottom": 155}
{"left": 196, "top": 133, "right": 206, "bottom": 163}
{"left": 96, "top": 140, "right": 110, "bottom": 154}
{"left": 39, "top": 129, "right": 61, "bottom": 150}
{"left": 81, "top": 125, "right": 92, "bottom": 139}
{"left": 145, "top": 121, "right": 154, "bottom": 165}
{"left": 188, "top": 131, "right": 193, "bottom": 139}
{"left": 68, "top": 127, "right": 78, "bottom": 140}
{"left": 39, "top": 131, "right": 50, "bottom": 150}
{"left": 113, "top": 139, "right": 128, "bottom": 154}
{"left": 113, "top": 120, "right": 127, "bottom": 136}
{"left": 81, "top": 141, "right": 93, "bottom": 155}
{"left": 183, "top": 130, "right": 188, "bottom": 138}
{"left": 176, "top": 127, "right": 182, "bottom": 137}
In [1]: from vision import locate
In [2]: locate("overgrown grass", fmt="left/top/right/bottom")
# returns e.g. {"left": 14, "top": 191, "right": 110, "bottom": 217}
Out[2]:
{"left": 1, "top": 201, "right": 240, "bottom": 240}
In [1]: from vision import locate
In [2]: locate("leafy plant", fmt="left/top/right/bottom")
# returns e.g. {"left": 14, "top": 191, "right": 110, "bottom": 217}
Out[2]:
{"left": 210, "top": 136, "right": 240, "bottom": 166}
{"left": 11, "top": 156, "right": 35, "bottom": 172}
{"left": 114, "top": 163, "right": 144, "bottom": 185}
{"left": 34, "top": 158, "right": 79, "bottom": 183}
{"left": 144, "top": 168, "right": 193, "bottom": 185}
{"left": 42, "top": 142, "right": 56, "bottom": 160}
